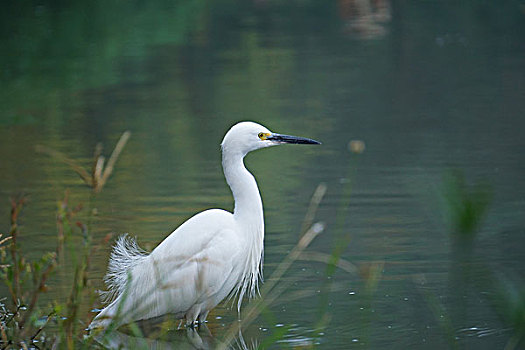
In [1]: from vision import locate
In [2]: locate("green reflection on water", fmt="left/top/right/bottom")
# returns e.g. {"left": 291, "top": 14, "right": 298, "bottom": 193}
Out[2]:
{"left": 1, "top": 0, "right": 525, "bottom": 348}
{"left": 1, "top": 0, "right": 207, "bottom": 125}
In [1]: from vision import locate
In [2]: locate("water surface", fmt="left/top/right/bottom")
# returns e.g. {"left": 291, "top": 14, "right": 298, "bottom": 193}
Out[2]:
{"left": 1, "top": 1, "right": 524, "bottom": 348}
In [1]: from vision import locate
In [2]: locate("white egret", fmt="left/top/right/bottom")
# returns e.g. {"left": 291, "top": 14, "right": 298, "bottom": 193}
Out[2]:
{"left": 89, "top": 121, "right": 320, "bottom": 329}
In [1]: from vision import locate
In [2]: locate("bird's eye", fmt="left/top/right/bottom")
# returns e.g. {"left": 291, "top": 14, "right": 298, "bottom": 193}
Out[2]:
{"left": 258, "top": 132, "right": 266, "bottom": 140}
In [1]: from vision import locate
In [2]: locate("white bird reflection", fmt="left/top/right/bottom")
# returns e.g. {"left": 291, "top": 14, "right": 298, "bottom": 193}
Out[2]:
{"left": 93, "top": 320, "right": 253, "bottom": 350}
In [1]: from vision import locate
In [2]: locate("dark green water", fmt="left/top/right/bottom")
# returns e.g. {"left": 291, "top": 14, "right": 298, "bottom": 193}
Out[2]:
{"left": 1, "top": 1, "right": 525, "bottom": 348}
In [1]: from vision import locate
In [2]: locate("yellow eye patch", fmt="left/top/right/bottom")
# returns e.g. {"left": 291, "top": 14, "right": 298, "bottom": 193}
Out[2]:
{"left": 258, "top": 132, "right": 271, "bottom": 140}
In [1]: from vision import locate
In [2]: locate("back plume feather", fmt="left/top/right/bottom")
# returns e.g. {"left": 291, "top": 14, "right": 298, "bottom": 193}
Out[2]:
{"left": 100, "top": 234, "right": 148, "bottom": 303}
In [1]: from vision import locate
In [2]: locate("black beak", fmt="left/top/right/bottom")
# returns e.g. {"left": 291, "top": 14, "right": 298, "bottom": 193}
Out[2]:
{"left": 267, "top": 133, "right": 321, "bottom": 145}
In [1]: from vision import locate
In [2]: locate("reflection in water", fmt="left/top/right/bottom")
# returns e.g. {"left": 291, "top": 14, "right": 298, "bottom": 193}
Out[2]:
{"left": 338, "top": 0, "right": 391, "bottom": 38}
{"left": 95, "top": 321, "right": 252, "bottom": 350}
{"left": 1, "top": 0, "right": 525, "bottom": 348}
{"left": 96, "top": 328, "right": 212, "bottom": 350}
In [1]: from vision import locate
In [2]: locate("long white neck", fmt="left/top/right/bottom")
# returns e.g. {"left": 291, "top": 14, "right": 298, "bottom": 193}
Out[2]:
{"left": 222, "top": 149, "right": 264, "bottom": 308}
{"left": 222, "top": 151, "right": 264, "bottom": 228}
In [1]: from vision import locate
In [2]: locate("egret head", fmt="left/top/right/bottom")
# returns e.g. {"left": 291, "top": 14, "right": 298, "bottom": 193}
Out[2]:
{"left": 221, "top": 121, "right": 321, "bottom": 157}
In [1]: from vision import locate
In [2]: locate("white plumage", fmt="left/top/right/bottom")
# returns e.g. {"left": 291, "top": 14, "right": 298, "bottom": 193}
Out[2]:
{"left": 89, "top": 121, "right": 320, "bottom": 329}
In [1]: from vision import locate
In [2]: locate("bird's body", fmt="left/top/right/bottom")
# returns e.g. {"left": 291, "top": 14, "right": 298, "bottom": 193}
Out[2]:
{"left": 89, "top": 122, "right": 320, "bottom": 329}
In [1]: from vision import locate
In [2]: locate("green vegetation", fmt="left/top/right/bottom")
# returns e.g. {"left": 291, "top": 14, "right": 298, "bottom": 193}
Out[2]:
{"left": 443, "top": 170, "right": 492, "bottom": 244}
{"left": 420, "top": 171, "right": 524, "bottom": 350}
{"left": 0, "top": 132, "right": 130, "bottom": 348}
